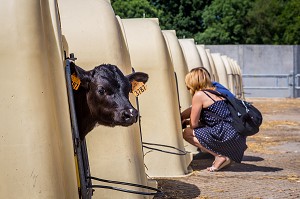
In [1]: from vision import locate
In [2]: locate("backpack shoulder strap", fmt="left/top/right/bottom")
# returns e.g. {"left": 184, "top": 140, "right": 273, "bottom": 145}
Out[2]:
{"left": 202, "top": 89, "right": 226, "bottom": 99}
{"left": 202, "top": 91, "right": 216, "bottom": 102}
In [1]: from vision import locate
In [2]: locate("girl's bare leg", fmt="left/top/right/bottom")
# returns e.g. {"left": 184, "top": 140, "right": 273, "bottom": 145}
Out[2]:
{"left": 182, "top": 127, "right": 218, "bottom": 156}
{"left": 182, "top": 127, "right": 229, "bottom": 171}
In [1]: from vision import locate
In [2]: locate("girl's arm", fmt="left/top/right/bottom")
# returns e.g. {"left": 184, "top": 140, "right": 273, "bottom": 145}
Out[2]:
{"left": 181, "top": 107, "right": 191, "bottom": 120}
{"left": 190, "top": 92, "right": 203, "bottom": 129}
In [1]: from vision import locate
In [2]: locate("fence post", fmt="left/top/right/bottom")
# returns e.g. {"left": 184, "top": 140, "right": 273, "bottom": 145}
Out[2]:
{"left": 289, "top": 70, "right": 295, "bottom": 98}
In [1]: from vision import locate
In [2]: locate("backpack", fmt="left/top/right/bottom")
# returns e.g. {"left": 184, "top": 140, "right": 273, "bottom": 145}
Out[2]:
{"left": 203, "top": 90, "right": 263, "bottom": 136}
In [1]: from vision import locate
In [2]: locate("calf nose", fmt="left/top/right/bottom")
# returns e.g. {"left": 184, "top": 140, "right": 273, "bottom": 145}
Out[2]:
{"left": 121, "top": 109, "right": 138, "bottom": 122}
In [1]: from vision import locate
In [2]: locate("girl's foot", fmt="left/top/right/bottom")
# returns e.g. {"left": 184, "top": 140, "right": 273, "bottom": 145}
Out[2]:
{"left": 207, "top": 155, "right": 231, "bottom": 172}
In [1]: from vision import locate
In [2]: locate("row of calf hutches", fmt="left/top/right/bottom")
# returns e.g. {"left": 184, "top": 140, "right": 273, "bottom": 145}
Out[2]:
{"left": 177, "top": 39, "right": 244, "bottom": 100}
{"left": 0, "top": 0, "right": 245, "bottom": 198}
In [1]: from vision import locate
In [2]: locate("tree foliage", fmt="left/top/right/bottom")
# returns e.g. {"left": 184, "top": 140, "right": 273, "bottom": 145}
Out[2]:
{"left": 111, "top": 0, "right": 300, "bottom": 44}
{"left": 278, "top": 0, "right": 300, "bottom": 44}
{"left": 245, "top": 0, "right": 284, "bottom": 44}
{"left": 149, "top": 0, "right": 211, "bottom": 39}
{"left": 195, "top": 0, "right": 253, "bottom": 44}
{"left": 245, "top": 0, "right": 300, "bottom": 44}
{"left": 111, "top": 0, "right": 161, "bottom": 18}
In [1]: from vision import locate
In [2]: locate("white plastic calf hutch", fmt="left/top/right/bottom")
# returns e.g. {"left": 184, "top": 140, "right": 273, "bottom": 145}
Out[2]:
{"left": 177, "top": 40, "right": 225, "bottom": 155}
{"left": 221, "top": 55, "right": 235, "bottom": 94}
{"left": 178, "top": 39, "right": 204, "bottom": 71}
{"left": 162, "top": 30, "right": 191, "bottom": 111}
{"left": 121, "top": 18, "right": 192, "bottom": 178}
{"left": 228, "top": 58, "right": 245, "bottom": 99}
{"left": 205, "top": 49, "right": 220, "bottom": 82}
{"left": 58, "top": 0, "right": 157, "bottom": 198}
{"left": 196, "top": 45, "right": 213, "bottom": 78}
{"left": 0, "top": 0, "right": 78, "bottom": 198}
{"left": 161, "top": 30, "right": 198, "bottom": 155}
{"left": 211, "top": 53, "right": 230, "bottom": 91}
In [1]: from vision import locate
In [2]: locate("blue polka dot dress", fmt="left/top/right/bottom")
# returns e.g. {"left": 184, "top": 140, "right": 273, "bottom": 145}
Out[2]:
{"left": 194, "top": 92, "right": 247, "bottom": 163}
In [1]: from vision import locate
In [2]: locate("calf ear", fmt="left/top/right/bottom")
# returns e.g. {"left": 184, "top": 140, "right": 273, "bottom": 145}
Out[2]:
{"left": 126, "top": 72, "right": 149, "bottom": 84}
{"left": 71, "top": 62, "right": 91, "bottom": 89}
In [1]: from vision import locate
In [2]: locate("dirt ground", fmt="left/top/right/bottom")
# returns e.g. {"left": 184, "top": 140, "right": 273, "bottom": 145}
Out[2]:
{"left": 153, "top": 98, "right": 300, "bottom": 199}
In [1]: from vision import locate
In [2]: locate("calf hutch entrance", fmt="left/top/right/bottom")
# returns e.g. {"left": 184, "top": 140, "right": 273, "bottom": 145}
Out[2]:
{"left": 65, "top": 55, "right": 161, "bottom": 199}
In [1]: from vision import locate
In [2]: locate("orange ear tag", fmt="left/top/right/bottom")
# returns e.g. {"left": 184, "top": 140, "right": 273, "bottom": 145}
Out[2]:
{"left": 131, "top": 80, "right": 147, "bottom": 97}
{"left": 71, "top": 73, "right": 81, "bottom": 90}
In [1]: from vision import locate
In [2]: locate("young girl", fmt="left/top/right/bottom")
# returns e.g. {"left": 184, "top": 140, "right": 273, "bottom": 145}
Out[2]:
{"left": 182, "top": 67, "right": 247, "bottom": 171}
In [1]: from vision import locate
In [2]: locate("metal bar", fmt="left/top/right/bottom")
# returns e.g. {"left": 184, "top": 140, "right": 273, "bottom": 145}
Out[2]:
{"left": 243, "top": 74, "right": 290, "bottom": 78}
{"left": 244, "top": 87, "right": 290, "bottom": 90}
{"left": 65, "top": 59, "right": 91, "bottom": 199}
{"left": 295, "top": 74, "right": 300, "bottom": 89}
{"left": 243, "top": 74, "right": 291, "bottom": 90}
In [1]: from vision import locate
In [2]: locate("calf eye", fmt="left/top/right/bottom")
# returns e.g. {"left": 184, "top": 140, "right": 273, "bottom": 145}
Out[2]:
{"left": 98, "top": 87, "right": 106, "bottom": 95}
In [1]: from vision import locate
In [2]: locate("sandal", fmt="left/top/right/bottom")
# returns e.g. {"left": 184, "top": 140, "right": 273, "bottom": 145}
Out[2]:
{"left": 207, "top": 156, "right": 231, "bottom": 172}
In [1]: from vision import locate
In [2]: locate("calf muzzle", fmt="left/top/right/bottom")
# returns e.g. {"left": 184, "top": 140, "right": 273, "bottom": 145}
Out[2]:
{"left": 120, "top": 108, "right": 138, "bottom": 124}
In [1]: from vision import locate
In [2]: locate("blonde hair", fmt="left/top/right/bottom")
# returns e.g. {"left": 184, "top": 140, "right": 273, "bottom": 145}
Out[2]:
{"left": 185, "top": 67, "right": 214, "bottom": 96}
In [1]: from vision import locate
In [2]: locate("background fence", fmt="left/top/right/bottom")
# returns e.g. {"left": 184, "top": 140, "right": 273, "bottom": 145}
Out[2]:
{"left": 206, "top": 45, "right": 300, "bottom": 98}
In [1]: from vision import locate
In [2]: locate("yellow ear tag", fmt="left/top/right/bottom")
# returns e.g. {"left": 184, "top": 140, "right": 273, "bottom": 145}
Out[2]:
{"left": 71, "top": 73, "right": 81, "bottom": 90}
{"left": 131, "top": 80, "right": 147, "bottom": 97}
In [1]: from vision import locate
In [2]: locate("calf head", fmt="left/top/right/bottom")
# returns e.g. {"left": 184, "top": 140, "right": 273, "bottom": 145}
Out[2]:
{"left": 70, "top": 62, "right": 148, "bottom": 139}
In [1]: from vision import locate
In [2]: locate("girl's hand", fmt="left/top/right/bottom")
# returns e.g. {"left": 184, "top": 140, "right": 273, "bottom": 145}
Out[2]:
{"left": 181, "top": 118, "right": 190, "bottom": 129}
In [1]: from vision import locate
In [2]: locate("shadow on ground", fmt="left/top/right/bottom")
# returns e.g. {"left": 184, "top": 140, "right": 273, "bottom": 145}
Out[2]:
{"left": 229, "top": 162, "right": 283, "bottom": 172}
{"left": 190, "top": 154, "right": 283, "bottom": 172}
{"left": 153, "top": 180, "right": 200, "bottom": 199}
{"left": 242, "top": 155, "right": 264, "bottom": 162}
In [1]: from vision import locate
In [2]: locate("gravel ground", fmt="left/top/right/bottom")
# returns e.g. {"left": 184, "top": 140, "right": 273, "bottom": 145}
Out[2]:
{"left": 153, "top": 98, "right": 300, "bottom": 199}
